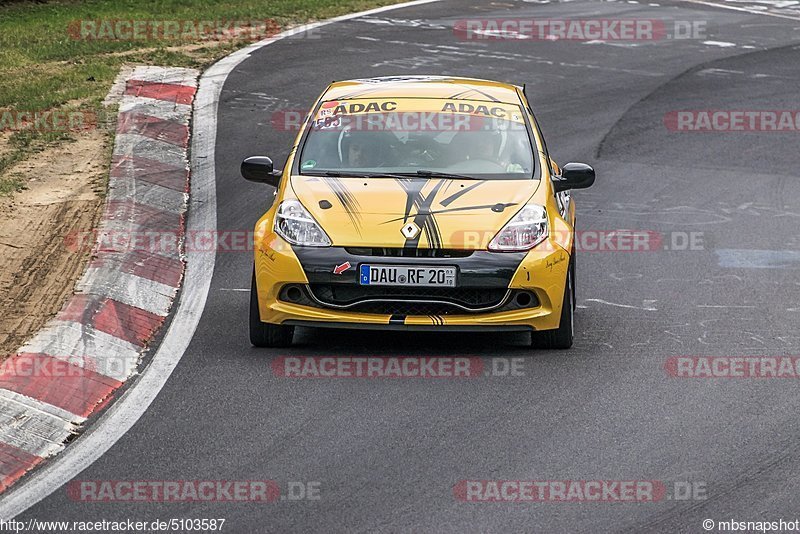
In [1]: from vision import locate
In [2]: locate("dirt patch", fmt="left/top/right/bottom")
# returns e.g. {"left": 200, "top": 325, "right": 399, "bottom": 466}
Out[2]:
{"left": 0, "top": 133, "right": 13, "bottom": 161}
{"left": 0, "top": 128, "right": 109, "bottom": 358}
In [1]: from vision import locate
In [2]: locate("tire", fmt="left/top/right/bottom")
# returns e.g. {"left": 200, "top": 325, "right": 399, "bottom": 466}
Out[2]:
{"left": 532, "top": 267, "right": 574, "bottom": 350}
{"left": 250, "top": 269, "right": 294, "bottom": 348}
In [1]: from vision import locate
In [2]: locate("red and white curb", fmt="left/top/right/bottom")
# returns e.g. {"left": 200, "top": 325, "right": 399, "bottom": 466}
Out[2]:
{"left": 0, "top": 66, "right": 198, "bottom": 492}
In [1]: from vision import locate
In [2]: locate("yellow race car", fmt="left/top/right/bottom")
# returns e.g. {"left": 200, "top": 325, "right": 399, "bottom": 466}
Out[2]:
{"left": 243, "top": 76, "right": 594, "bottom": 349}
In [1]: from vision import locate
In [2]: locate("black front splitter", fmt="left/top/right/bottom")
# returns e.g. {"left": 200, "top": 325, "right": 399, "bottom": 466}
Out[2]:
{"left": 282, "top": 319, "right": 534, "bottom": 332}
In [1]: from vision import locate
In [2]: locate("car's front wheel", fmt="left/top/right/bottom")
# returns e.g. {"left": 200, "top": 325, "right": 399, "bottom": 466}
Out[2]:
{"left": 532, "top": 267, "right": 574, "bottom": 350}
{"left": 250, "top": 269, "right": 294, "bottom": 347}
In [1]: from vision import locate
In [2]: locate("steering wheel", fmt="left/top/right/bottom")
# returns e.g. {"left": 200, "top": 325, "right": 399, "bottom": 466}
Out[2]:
{"left": 398, "top": 137, "right": 442, "bottom": 166}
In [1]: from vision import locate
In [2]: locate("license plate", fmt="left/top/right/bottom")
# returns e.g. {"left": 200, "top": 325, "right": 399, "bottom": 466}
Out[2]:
{"left": 359, "top": 264, "right": 457, "bottom": 287}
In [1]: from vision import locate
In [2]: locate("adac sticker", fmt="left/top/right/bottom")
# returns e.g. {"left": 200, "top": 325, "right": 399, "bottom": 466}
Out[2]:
{"left": 441, "top": 102, "right": 509, "bottom": 119}
{"left": 330, "top": 101, "right": 398, "bottom": 115}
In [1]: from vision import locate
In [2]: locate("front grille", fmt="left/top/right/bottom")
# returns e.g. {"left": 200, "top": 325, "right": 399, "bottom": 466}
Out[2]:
{"left": 344, "top": 301, "right": 486, "bottom": 316}
{"left": 345, "top": 247, "right": 473, "bottom": 258}
{"left": 310, "top": 284, "right": 507, "bottom": 309}
{"left": 278, "top": 283, "right": 539, "bottom": 316}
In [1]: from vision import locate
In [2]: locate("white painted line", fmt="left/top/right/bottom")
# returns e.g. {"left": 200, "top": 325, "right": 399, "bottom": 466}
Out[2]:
{"left": 583, "top": 299, "right": 659, "bottom": 311}
{"left": 678, "top": 0, "right": 800, "bottom": 19}
{"left": 697, "top": 67, "right": 746, "bottom": 76}
{"left": 716, "top": 249, "right": 800, "bottom": 269}
{"left": 76, "top": 268, "right": 177, "bottom": 317}
{"left": 697, "top": 304, "right": 757, "bottom": 308}
{"left": 0, "top": 390, "right": 83, "bottom": 458}
{"left": 0, "top": 0, "right": 442, "bottom": 519}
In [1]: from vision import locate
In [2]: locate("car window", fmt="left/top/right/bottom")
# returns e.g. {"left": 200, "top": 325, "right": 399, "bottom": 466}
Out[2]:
{"left": 298, "top": 98, "right": 536, "bottom": 180}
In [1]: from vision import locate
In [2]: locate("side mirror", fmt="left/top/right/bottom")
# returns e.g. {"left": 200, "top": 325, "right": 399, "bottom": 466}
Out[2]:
{"left": 241, "top": 156, "right": 282, "bottom": 187}
{"left": 553, "top": 162, "right": 595, "bottom": 193}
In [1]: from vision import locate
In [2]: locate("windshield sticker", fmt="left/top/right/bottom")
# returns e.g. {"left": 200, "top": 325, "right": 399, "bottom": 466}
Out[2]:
{"left": 315, "top": 99, "right": 525, "bottom": 124}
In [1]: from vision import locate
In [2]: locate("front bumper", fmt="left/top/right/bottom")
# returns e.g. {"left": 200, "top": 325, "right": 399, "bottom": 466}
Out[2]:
{"left": 254, "top": 233, "right": 571, "bottom": 331}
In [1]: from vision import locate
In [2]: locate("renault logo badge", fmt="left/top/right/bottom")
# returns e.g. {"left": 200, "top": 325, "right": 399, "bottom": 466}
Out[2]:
{"left": 401, "top": 222, "right": 421, "bottom": 239}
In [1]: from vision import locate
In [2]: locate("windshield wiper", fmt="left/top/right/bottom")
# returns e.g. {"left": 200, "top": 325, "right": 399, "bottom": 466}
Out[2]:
{"left": 408, "top": 170, "right": 482, "bottom": 180}
{"left": 302, "top": 171, "right": 348, "bottom": 177}
{"left": 302, "top": 170, "right": 410, "bottom": 179}
{"left": 301, "top": 170, "right": 482, "bottom": 180}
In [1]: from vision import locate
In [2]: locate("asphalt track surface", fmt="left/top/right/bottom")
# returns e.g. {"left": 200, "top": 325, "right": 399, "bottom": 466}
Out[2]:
{"left": 18, "top": 0, "right": 800, "bottom": 531}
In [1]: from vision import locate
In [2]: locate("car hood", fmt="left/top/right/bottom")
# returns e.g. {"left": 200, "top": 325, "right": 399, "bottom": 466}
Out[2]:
{"left": 289, "top": 175, "right": 540, "bottom": 249}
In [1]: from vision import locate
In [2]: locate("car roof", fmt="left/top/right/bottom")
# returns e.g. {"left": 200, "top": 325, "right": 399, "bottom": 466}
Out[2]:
{"left": 322, "top": 76, "right": 524, "bottom": 105}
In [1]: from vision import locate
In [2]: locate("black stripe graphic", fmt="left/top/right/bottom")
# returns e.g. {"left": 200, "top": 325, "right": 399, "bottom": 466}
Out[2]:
{"left": 439, "top": 181, "right": 485, "bottom": 207}
{"left": 394, "top": 177, "right": 426, "bottom": 224}
{"left": 469, "top": 87, "right": 502, "bottom": 103}
{"left": 404, "top": 179, "right": 446, "bottom": 249}
{"left": 447, "top": 89, "right": 471, "bottom": 100}
{"left": 390, "top": 179, "right": 513, "bottom": 248}
{"left": 322, "top": 177, "right": 362, "bottom": 235}
{"left": 447, "top": 86, "right": 502, "bottom": 103}
{"left": 428, "top": 315, "right": 444, "bottom": 326}
{"left": 422, "top": 213, "right": 442, "bottom": 249}
{"left": 381, "top": 202, "right": 519, "bottom": 224}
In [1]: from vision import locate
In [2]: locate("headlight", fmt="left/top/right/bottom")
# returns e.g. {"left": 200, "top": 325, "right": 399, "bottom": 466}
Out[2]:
{"left": 274, "top": 199, "right": 331, "bottom": 247}
{"left": 488, "top": 204, "right": 548, "bottom": 252}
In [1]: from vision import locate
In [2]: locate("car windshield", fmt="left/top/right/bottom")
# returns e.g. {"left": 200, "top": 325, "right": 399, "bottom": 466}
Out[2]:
{"left": 298, "top": 98, "right": 536, "bottom": 180}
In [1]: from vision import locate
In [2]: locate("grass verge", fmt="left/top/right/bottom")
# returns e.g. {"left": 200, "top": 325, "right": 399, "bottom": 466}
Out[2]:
{"left": 0, "top": 0, "right": 403, "bottom": 195}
